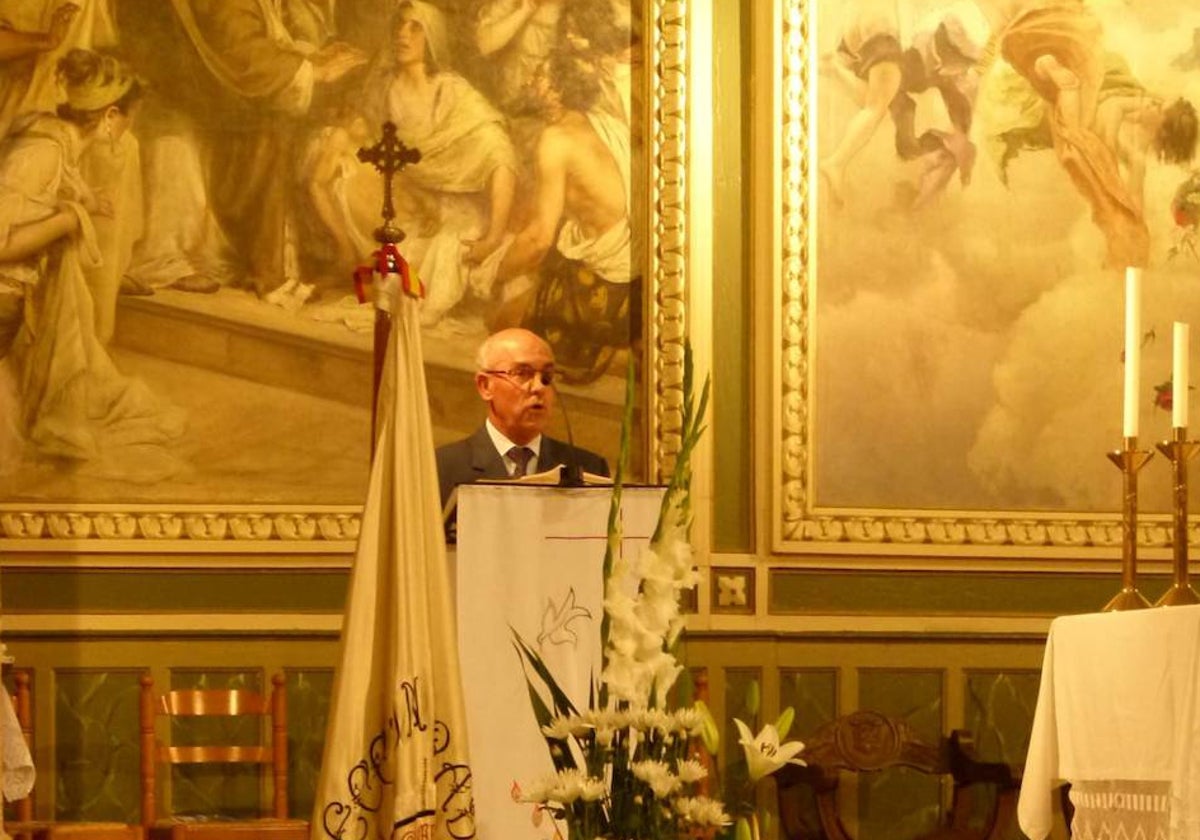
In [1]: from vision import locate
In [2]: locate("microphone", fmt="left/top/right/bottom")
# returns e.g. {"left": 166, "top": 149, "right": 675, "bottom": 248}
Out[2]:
{"left": 557, "top": 389, "right": 584, "bottom": 487}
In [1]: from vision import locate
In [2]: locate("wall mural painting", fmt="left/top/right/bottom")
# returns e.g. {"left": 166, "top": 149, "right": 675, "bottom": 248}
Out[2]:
{"left": 0, "top": 0, "right": 646, "bottom": 509}
{"left": 784, "top": 0, "right": 1200, "bottom": 550}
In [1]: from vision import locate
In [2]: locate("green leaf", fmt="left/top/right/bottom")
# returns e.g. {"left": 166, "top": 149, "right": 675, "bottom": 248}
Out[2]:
{"left": 512, "top": 631, "right": 579, "bottom": 718}
{"left": 695, "top": 699, "right": 720, "bottom": 754}
{"left": 600, "top": 355, "right": 637, "bottom": 676}
{"left": 775, "top": 706, "right": 795, "bottom": 740}
{"left": 745, "top": 679, "right": 760, "bottom": 717}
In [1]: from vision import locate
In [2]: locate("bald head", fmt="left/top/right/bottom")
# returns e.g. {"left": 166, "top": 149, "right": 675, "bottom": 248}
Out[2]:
{"left": 474, "top": 329, "right": 557, "bottom": 444}
{"left": 475, "top": 328, "right": 550, "bottom": 370}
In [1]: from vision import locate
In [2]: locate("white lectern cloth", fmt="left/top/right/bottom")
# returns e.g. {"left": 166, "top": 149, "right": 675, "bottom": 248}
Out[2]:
{"left": 456, "top": 483, "right": 664, "bottom": 840}
{"left": 1019, "top": 605, "right": 1200, "bottom": 840}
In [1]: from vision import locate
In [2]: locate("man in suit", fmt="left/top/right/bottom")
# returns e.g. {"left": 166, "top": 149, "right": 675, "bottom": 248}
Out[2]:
{"left": 436, "top": 327, "right": 609, "bottom": 513}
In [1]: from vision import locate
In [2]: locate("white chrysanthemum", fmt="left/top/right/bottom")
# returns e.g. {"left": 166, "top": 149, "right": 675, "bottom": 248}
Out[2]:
{"left": 673, "top": 706, "right": 703, "bottom": 733}
{"left": 541, "top": 714, "right": 590, "bottom": 740}
{"left": 631, "top": 759, "right": 680, "bottom": 798}
{"left": 632, "top": 707, "right": 674, "bottom": 735}
{"left": 579, "top": 708, "right": 621, "bottom": 748}
{"left": 578, "top": 775, "right": 608, "bottom": 802}
{"left": 672, "top": 795, "right": 732, "bottom": 827}
{"left": 675, "top": 758, "right": 708, "bottom": 783}
{"left": 544, "top": 772, "right": 595, "bottom": 801}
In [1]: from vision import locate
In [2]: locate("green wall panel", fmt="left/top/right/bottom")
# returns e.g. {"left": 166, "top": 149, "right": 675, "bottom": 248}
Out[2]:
{"left": 770, "top": 569, "right": 1173, "bottom": 615}
{"left": 964, "top": 670, "right": 1040, "bottom": 768}
{"left": 778, "top": 669, "right": 837, "bottom": 840}
{"left": 722, "top": 667, "right": 762, "bottom": 817}
{"left": 857, "top": 670, "right": 944, "bottom": 840}
{"left": 287, "top": 668, "right": 334, "bottom": 820}
{"left": 780, "top": 668, "right": 837, "bottom": 739}
{"left": 55, "top": 669, "right": 142, "bottom": 822}
{"left": 964, "top": 670, "right": 1041, "bottom": 840}
{"left": 2, "top": 570, "right": 348, "bottom": 613}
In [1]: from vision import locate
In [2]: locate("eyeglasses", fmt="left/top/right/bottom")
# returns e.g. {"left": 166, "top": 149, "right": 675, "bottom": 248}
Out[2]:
{"left": 483, "top": 365, "right": 557, "bottom": 387}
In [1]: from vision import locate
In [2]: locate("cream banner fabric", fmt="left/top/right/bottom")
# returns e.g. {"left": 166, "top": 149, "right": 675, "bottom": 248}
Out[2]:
{"left": 456, "top": 483, "right": 664, "bottom": 840}
{"left": 312, "top": 295, "right": 475, "bottom": 840}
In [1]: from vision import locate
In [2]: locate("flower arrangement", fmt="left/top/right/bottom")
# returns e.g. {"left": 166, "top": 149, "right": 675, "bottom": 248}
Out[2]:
{"left": 513, "top": 354, "right": 734, "bottom": 840}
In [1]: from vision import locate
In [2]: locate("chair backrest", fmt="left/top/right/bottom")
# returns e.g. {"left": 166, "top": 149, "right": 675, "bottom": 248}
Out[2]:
{"left": 138, "top": 672, "right": 288, "bottom": 827}
{"left": 774, "top": 709, "right": 1019, "bottom": 840}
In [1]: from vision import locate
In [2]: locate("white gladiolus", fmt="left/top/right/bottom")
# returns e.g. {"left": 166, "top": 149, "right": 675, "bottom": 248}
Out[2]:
{"left": 514, "top": 362, "right": 711, "bottom": 840}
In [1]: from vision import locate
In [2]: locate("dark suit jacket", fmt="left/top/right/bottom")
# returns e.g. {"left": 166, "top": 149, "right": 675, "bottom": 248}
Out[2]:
{"left": 435, "top": 425, "right": 610, "bottom": 509}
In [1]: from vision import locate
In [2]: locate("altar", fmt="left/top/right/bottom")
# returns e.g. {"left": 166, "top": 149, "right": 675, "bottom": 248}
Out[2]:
{"left": 1019, "top": 605, "right": 1200, "bottom": 840}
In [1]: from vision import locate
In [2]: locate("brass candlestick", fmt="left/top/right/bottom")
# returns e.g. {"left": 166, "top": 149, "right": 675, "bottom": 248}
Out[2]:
{"left": 1104, "top": 436, "right": 1154, "bottom": 611}
{"left": 1155, "top": 427, "right": 1200, "bottom": 606}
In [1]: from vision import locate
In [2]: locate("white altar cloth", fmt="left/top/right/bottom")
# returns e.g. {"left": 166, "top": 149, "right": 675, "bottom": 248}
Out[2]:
{"left": 1018, "top": 604, "right": 1200, "bottom": 840}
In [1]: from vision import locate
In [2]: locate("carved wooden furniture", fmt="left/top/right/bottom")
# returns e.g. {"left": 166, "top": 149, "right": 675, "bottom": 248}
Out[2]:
{"left": 139, "top": 672, "right": 307, "bottom": 840}
{"left": 774, "top": 710, "right": 1019, "bottom": 840}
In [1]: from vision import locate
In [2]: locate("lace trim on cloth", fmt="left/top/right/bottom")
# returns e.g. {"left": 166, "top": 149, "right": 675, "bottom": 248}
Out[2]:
{"left": 1069, "top": 779, "right": 1170, "bottom": 840}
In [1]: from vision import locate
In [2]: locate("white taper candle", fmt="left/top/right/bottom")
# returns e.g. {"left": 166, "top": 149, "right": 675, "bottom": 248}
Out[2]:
{"left": 1174, "top": 321, "right": 1189, "bottom": 428}
{"left": 1124, "top": 267, "right": 1141, "bottom": 437}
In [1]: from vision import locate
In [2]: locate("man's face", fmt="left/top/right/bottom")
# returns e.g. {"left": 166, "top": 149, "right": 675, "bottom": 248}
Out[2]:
{"left": 476, "top": 334, "right": 557, "bottom": 445}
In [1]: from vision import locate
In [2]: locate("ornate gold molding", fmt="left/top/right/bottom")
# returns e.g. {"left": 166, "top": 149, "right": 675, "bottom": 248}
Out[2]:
{"left": 648, "top": 0, "right": 688, "bottom": 484}
{"left": 0, "top": 506, "right": 362, "bottom": 543}
{"left": 777, "top": 0, "right": 812, "bottom": 546}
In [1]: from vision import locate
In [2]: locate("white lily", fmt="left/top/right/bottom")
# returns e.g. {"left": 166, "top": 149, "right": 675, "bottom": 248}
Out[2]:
{"left": 734, "top": 718, "right": 806, "bottom": 782}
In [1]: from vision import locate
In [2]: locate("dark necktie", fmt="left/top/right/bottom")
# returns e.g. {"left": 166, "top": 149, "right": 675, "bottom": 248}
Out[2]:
{"left": 507, "top": 445, "right": 534, "bottom": 477}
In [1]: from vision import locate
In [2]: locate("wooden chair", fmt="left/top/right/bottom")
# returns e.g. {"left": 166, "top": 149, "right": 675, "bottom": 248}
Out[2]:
{"left": 139, "top": 672, "right": 307, "bottom": 840}
{"left": 774, "top": 710, "right": 1019, "bottom": 840}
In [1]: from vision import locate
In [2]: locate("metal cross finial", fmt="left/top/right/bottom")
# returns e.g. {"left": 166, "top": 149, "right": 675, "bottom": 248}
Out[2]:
{"left": 357, "top": 121, "right": 421, "bottom": 244}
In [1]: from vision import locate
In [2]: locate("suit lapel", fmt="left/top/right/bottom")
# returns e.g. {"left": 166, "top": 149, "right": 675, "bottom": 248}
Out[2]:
{"left": 540, "top": 437, "right": 564, "bottom": 471}
{"left": 468, "top": 426, "right": 508, "bottom": 480}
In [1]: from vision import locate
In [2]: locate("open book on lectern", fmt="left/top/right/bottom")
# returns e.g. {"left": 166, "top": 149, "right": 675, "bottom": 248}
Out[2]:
{"left": 441, "top": 465, "right": 613, "bottom": 537}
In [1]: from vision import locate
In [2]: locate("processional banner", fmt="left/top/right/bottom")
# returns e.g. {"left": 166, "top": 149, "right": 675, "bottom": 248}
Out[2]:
{"left": 311, "top": 290, "right": 474, "bottom": 840}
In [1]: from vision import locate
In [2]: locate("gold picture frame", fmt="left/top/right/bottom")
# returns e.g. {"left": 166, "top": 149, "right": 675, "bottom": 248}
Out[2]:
{"left": 0, "top": 0, "right": 691, "bottom": 561}
{"left": 772, "top": 0, "right": 1200, "bottom": 561}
